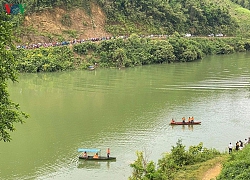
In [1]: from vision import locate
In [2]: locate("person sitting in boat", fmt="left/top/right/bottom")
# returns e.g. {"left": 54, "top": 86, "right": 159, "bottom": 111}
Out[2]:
{"left": 191, "top": 116, "right": 194, "bottom": 123}
{"left": 93, "top": 153, "right": 99, "bottom": 159}
{"left": 188, "top": 117, "right": 191, "bottom": 123}
{"left": 171, "top": 118, "right": 175, "bottom": 123}
{"left": 83, "top": 151, "right": 88, "bottom": 158}
{"left": 182, "top": 117, "right": 185, "bottom": 123}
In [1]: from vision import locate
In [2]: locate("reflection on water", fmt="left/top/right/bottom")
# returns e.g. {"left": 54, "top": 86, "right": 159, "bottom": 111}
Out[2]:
{"left": 1, "top": 52, "right": 250, "bottom": 180}
{"left": 77, "top": 161, "right": 101, "bottom": 169}
{"left": 77, "top": 160, "right": 114, "bottom": 170}
{"left": 188, "top": 125, "right": 194, "bottom": 131}
{"left": 170, "top": 125, "right": 194, "bottom": 131}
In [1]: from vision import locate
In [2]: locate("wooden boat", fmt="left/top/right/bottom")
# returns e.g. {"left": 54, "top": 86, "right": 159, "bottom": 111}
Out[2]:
{"left": 78, "top": 148, "right": 116, "bottom": 161}
{"left": 170, "top": 121, "right": 201, "bottom": 125}
{"left": 79, "top": 155, "right": 116, "bottom": 161}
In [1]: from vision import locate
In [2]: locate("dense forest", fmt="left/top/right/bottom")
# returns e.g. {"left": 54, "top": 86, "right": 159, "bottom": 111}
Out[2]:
{"left": 0, "top": 0, "right": 239, "bottom": 36}
{"left": 231, "top": 0, "right": 250, "bottom": 9}
{"left": 100, "top": 0, "right": 238, "bottom": 35}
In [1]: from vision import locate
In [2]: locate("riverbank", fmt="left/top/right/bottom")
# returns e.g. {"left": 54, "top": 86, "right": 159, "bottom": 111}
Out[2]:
{"left": 202, "top": 143, "right": 250, "bottom": 180}
{"left": 180, "top": 156, "right": 227, "bottom": 180}
{"left": 130, "top": 143, "right": 250, "bottom": 179}
{"left": 202, "top": 162, "right": 222, "bottom": 180}
{"left": 13, "top": 34, "right": 250, "bottom": 73}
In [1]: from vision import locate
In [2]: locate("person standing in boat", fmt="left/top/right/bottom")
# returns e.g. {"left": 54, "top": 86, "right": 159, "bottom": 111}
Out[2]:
{"left": 107, "top": 148, "right": 110, "bottom": 158}
{"left": 182, "top": 117, "right": 185, "bottom": 123}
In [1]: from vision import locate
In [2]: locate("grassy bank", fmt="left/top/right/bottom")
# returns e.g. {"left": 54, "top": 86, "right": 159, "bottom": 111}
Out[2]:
{"left": 129, "top": 140, "right": 250, "bottom": 179}
{"left": 217, "top": 144, "right": 250, "bottom": 179}
{"left": 14, "top": 35, "right": 250, "bottom": 73}
{"left": 175, "top": 156, "right": 228, "bottom": 180}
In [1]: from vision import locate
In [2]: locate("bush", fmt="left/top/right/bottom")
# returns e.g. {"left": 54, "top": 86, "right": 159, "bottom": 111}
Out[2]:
{"left": 217, "top": 145, "right": 250, "bottom": 180}
{"left": 14, "top": 46, "right": 75, "bottom": 72}
{"left": 61, "top": 14, "right": 72, "bottom": 27}
{"left": 130, "top": 139, "right": 221, "bottom": 180}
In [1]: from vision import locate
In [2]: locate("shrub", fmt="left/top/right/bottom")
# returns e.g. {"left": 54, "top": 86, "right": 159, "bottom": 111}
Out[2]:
{"left": 217, "top": 145, "right": 250, "bottom": 180}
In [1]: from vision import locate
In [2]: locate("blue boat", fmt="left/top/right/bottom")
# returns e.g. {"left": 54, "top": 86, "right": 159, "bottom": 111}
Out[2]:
{"left": 78, "top": 148, "right": 100, "bottom": 153}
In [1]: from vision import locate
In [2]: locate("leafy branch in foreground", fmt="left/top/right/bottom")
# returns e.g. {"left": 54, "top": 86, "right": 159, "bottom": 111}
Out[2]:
{"left": 0, "top": 13, "right": 29, "bottom": 142}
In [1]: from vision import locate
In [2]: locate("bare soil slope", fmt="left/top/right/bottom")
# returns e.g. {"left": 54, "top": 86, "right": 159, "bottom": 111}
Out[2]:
{"left": 21, "top": 4, "right": 110, "bottom": 43}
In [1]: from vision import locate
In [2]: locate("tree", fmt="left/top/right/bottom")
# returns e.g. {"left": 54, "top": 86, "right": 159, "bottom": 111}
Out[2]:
{"left": 0, "top": 13, "right": 29, "bottom": 142}
{"left": 129, "top": 151, "right": 158, "bottom": 180}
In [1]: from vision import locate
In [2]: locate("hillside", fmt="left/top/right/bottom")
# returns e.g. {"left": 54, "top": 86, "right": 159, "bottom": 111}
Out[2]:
{"left": 3, "top": 0, "right": 250, "bottom": 44}
{"left": 3, "top": 0, "right": 250, "bottom": 73}
{"left": 209, "top": 0, "right": 250, "bottom": 35}
{"left": 17, "top": 4, "right": 110, "bottom": 43}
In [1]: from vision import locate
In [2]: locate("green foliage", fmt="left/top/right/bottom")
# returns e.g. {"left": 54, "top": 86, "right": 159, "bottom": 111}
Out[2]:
{"left": 73, "top": 42, "right": 98, "bottom": 55}
{"left": 14, "top": 46, "right": 75, "bottom": 72}
{"left": 0, "top": 13, "right": 29, "bottom": 142}
{"left": 71, "top": 36, "right": 250, "bottom": 69}
{"left": 217, "top": 145, "right": 250, "bottom": 180}
{"left": 12, "top": 35, "right": 250, "bottom": 73}
{"left": 62, "top": 29, "right": 77, "bottom": 38}
{"left": 98, "top": 0, "right": 238, "bottom": 35}
{"left": 216, "top": 43, "right": 235, "bottom": 54}
{"left": 129, "top": 139, "right": 221, "bottom": 180}
{"left": 231, "top": 0, "right": 250, "bottom": 10}
{"left": 80, "top": 35, "right": 173, "bottom": 67}
{"left": 129, "top": 151, "right": 158, "bottom": 180}
{"left": 61, "top": 14, "right": 72, "bottom": 27}
{"left": 169, "top": 37, "right": 203, "bottom": 62}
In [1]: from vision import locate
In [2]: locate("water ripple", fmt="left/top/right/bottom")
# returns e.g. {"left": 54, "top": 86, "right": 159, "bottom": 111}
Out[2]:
{"left": 157, "top": 77, "right": 250, "bottom": 91}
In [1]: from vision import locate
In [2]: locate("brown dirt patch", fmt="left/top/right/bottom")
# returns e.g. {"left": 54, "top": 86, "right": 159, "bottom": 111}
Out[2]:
{"left": 202, "top": 163, "right": 222, "bottom": 180}
{"left": 21, "top": 3, "right": 111, "bottom": 43}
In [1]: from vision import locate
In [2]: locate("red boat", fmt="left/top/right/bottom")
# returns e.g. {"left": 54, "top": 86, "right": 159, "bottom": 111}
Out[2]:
{"left": 170, "top": 121, "right": 201, "bottom": 125}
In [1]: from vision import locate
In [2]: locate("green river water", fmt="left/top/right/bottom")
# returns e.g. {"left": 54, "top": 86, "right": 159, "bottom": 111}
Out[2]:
{"left": 0, "top": 52, "right": 250, "bottom": 180}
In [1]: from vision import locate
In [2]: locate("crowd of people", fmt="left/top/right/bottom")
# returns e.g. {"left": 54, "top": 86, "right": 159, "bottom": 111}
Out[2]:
{"left": 16, "top": 36, "right": 117, "bottom": 49}
{"left": 14, "top": 33, "right": 225, "bottom": 50}
{"left": 228, "top": 137, "right": 250, "bottom": 154}
{"left": 15, "top": 34, "right": 169, "bottom": 50}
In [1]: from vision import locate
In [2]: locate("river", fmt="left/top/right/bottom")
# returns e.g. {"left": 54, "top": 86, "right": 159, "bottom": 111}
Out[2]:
{"left": 0, "top": 52, "right": 250, "bottom": 180}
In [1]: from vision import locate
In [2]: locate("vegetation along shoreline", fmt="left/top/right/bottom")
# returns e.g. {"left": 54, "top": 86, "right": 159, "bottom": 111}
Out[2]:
{"left": 14, "top": 34, "right": 250, "bottom": 73}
